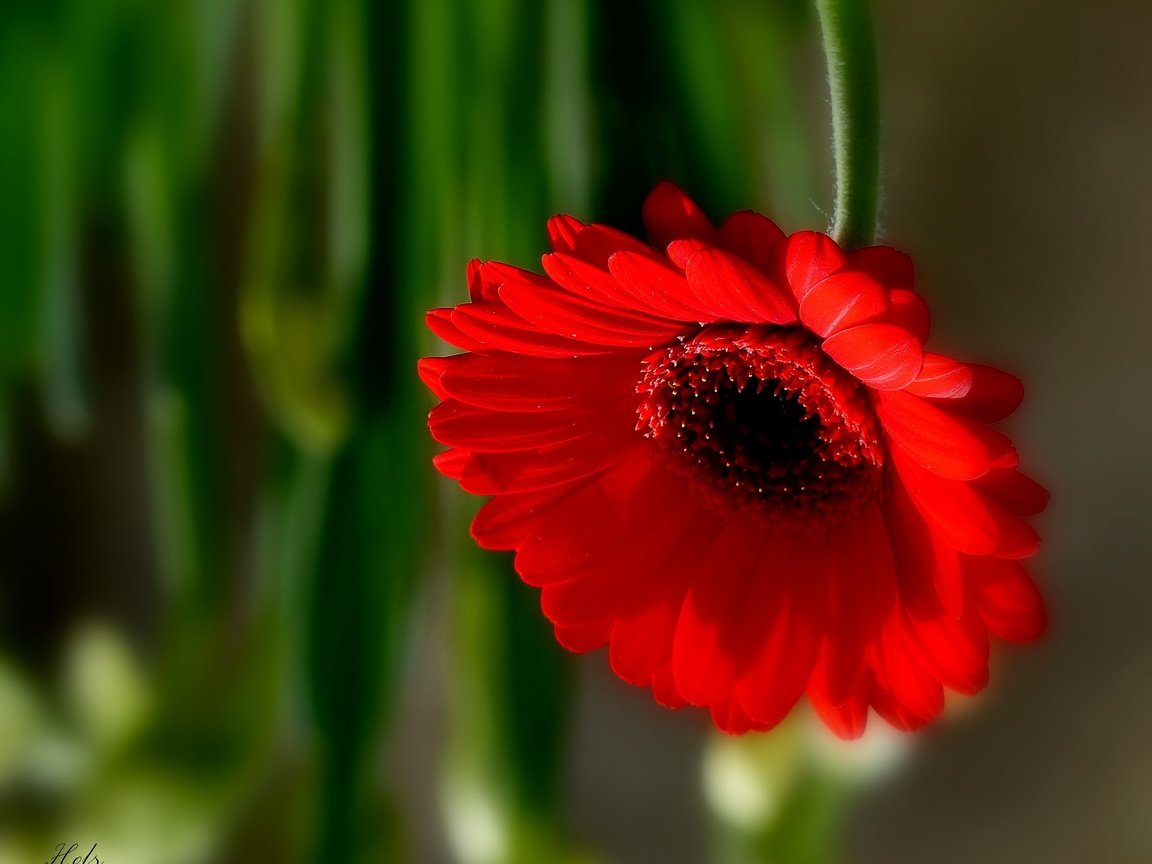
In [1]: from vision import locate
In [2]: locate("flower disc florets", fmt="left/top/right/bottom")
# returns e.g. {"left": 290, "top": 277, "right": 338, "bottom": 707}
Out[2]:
{"left": 637, "top": 324, "right": 882, "bottom": 527}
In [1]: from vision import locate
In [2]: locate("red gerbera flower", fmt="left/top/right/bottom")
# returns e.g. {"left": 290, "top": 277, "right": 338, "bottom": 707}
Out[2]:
{"left": 419, "top": 182, "right": 1047, "bottom": 738}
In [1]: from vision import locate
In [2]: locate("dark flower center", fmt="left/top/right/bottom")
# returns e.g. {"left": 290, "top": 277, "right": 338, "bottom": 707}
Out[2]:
{"left": 636, "top": 324, "right": 884, "bottom": 527}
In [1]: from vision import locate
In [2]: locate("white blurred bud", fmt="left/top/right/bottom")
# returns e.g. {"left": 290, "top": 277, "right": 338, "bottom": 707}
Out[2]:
{"left": 62, "top": 620, "right": 152, "bottom": 754}
{"left": 702, "top": 717, "right": 805, "bottom": 831}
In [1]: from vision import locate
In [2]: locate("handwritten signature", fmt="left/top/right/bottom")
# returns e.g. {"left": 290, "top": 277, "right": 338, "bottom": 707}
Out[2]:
{"left": 45, "top": 842, "right": 102, "bottom": 864}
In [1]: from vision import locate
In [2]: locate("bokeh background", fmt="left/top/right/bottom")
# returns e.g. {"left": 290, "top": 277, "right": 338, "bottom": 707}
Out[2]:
{"left": 0, "top": 0, "right": 1148, "bottom": 862}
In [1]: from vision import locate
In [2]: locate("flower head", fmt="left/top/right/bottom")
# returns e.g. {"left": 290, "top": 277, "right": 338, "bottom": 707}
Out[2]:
{"left": 420, "top": 182, "right": 1047, "bottom": 738}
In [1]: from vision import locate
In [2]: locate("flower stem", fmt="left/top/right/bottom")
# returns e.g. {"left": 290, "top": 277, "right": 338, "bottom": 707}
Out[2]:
{"left": 814, "top": 0, "right": 880, "bottom": 249}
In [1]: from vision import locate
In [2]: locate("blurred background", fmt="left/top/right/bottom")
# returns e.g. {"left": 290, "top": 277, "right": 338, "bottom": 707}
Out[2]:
{"left": 0, "top": 0, "right": 1148, "bottom": 862}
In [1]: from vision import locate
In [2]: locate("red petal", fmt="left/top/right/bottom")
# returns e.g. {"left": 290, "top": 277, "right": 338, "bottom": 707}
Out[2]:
{"left": 894, "top": 444, "right": 1040, "bottom": 559}
{"left": 870, "top": 619, "right": 944, "bottom": 722}
{"left": 499, "top": 276, "right": 692, "bottom": 347}
{"left": 541, "top": 251, "right": 703, "bottom": 324}
{"left": 642, "top": 181, "right": 717, "bottom": 249}
{"left": 554, "top": 620, "right": 613, "bottom": 653}
{"left": 809, "top": 683, "right": 869, "bottom": 739}
{"left": 547, "top": 214, "right": 583, "bottom": 254}
{"left": 821, "top": 323, "right": 923, "bottom": 390}
{"left": 431, "top": 448, "right": 466, "bottom": 479}
{"left": 889, "top": 448, "right": 998, "bottom": 556}
{"left": 427, "top": 308, "right": 486, "bottom": 352}
{"left": 471, "top": 488, "right": 570, "bottom": 551}
{"left": 973, "top": 468, "right": 1050, "bottom": 516}
{"left": 814, "top": 505, "right": 899, "bottom": 706}
{"left": 671, "top": 514, "right": 768, "bottom": 707}
{"left": 650, "top": 664, "right": 690, "bottom": 708}
{"left": 607, "top": 250, "right": 715, "bottom": 321}
{"left": 849, "top": 245, "right": 914, "bottom": 290}
{"left": 906, "top": 355, "right": 1023, "bottom": 422}
{"left": 479, "top": 261, "right": 555, "bottom": 293}
{"left": 846, "top": 502, "right": 901, "bottom": 641}
{"left": 887, "top": 289, "right": 931, "bottom": 343}
{"left": 417, "top": 356, "right": 451, "bottom": 399}
{"left": 683, "top": 247, "right": 798, "bottom": 324}
{"left": 885, "top": 477, "right": 965, "bottom": 618}
{"left": 906, "top": 353, "right": 973, "bottom": 398}
{"left": 966, "top": 557, "right": 1047, "bottom": 642}
{"left": 906, "top": 606, "right": 989, "bottom": 696}
{"left": 517, "top": 454, "right": 688, "bottom": 587}
{"left": 869, "top": 680, "right": 935, "bottom": 731}
{"left": 535, "top": 468, "right": 700, "bottom": 620}
{"left": 784, "top": 231, "right": 847, "bottom": 303}
{"left": 429, "top": 352, "right": 639, "bottom": 411}
{"left": 718, "top": 210, "right": 786, "bottom": 275}
{"left": 466, "top": 257, "right": 499, "bottom": 302}
{"left": 609, "top": 589, "right": 688, "bottom": 690}
{"left": 987, "top": 497, "right": 1042, "bottom": 559}
{"left": 547, "top": 218, "right": 656, "bottom": 272}
{"left": 454, "top": 435, "right": 637, "bottom": 495}
{"left": 608, "top": 508, "right": 727, "bottom": 688}
{"left": 711, "top": 696, "right": 768, "bottom": 734}
{"left": 572, "top": 222, "right": 654, "bottom": 268}
{"left": 735, "top": 537, "right": 823, "bottom": 728}
{"left": 540, "top": 253, "right": 658, "bottom": 314}
{"left": 876, "top": 390, "right": 1012, "bottom": 481}
{"left": 952, "top": 364, "right": 1025, "bottom": 423}
{"left": 665, "top": 237, "right": 710, "bottom": 270}
{"left": 799, "top": 271, "right": 888, "bottom": 337}
{"left": 451, "top": 302, "right": 612, "bottom": 358}
{"left": 429, "top": 398, "right": 631, "bottom": 452}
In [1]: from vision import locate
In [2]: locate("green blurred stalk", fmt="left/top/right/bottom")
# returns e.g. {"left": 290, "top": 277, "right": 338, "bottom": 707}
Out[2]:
{"left": 703, "top": 721, "right": 862, "bottom": 864}
{"left": 722, "top": 772, "right": 847, "bottom": 864}
{"left": 814, "top": 0, "right": 880, "bottom": 247}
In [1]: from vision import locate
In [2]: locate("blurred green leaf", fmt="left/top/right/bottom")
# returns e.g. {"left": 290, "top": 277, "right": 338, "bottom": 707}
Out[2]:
{"left": 0, "top": 22, "right": 45, "bottom": 400}
{"left": 545, "top": 0, "right": 595, "bottom": 214}
{"left": 662, "top": 0, "right": 818, "bottom": 221}
{"left": 241, "top": 0, "right": 380, "bottom": 456}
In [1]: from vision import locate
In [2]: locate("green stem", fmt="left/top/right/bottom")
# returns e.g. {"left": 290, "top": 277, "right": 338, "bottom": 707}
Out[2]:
{"left": 814, "top": 0, "right": 880, "bottom": 249}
